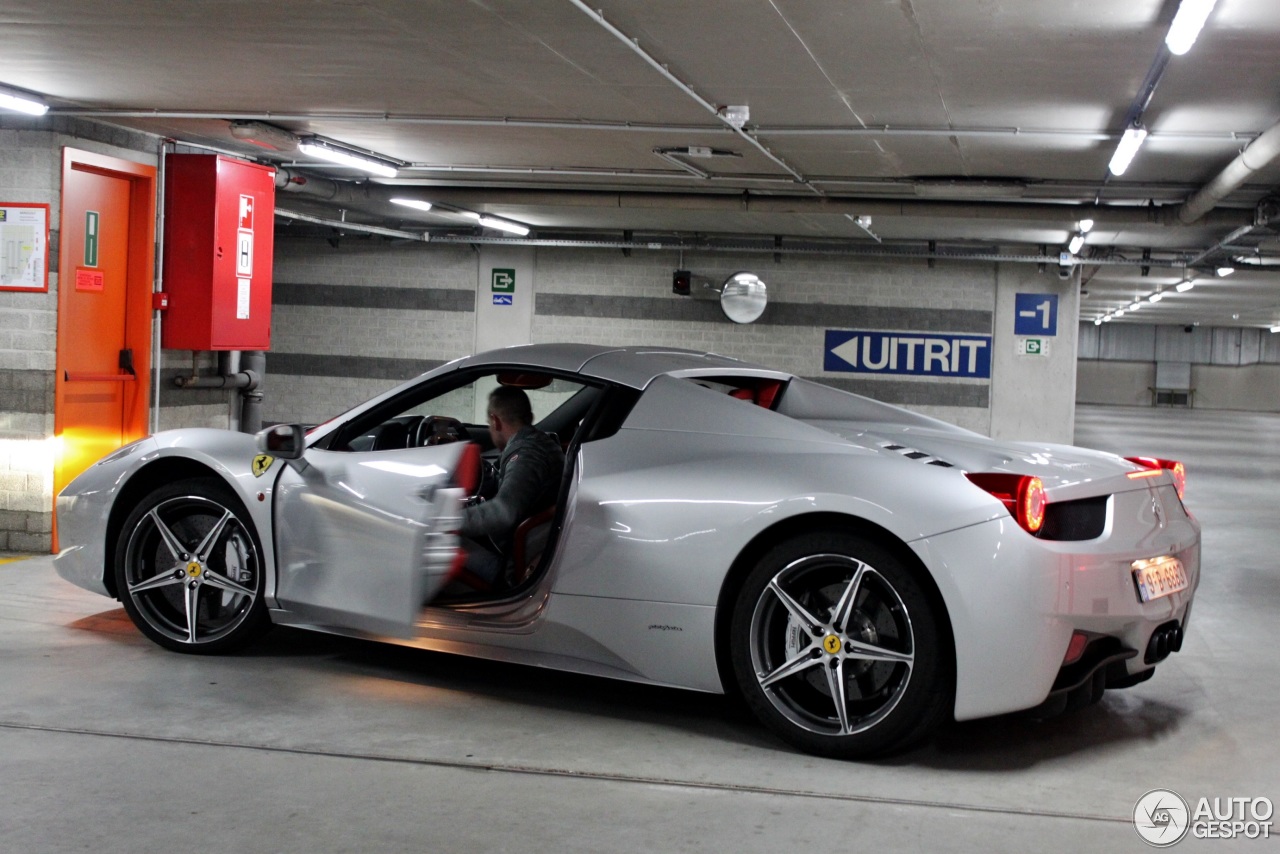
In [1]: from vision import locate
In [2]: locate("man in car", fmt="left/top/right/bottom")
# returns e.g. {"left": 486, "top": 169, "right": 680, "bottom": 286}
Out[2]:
{"left": 459, "top": 385, "right": 565, "bottom": 587}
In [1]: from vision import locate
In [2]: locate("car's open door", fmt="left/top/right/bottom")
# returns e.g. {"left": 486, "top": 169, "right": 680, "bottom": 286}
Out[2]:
{"left": 270, "top": 442, "right": 475, "bottom": 638}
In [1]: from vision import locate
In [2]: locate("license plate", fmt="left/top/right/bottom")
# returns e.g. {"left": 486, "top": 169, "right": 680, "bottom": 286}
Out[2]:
{"left": 1132, "top": 555, "right": 1189, "bottom": 603}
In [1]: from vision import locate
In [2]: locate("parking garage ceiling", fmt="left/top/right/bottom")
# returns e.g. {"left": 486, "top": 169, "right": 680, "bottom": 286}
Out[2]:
{"left": 2, "top": 0, "right": 1279, "bottom": 327}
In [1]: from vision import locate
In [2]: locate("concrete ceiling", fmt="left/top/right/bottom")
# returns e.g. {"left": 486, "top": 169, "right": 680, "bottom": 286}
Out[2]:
{"left": 3, "top": 0, "right": 1280, "bottom": 328}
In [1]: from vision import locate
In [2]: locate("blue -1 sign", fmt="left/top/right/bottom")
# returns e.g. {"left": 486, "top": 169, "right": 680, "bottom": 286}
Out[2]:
{"left": 825, "top": 330, "right": 992, "bottom": 378}
{"left": 1014, "top": 293, "right": 1058, "bottom": 336}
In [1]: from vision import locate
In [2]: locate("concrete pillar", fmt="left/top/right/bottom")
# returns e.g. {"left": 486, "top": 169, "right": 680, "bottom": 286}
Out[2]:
{"left": 474, "top": 246, "right": 535, "bottom": 355}
{"left": 989, "top": 263, "right": 1081, "bottom": 443}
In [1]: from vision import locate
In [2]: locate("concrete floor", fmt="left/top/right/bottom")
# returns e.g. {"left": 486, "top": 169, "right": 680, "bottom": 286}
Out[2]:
{"left": 2, "top": 404, "right": 1277, "bottom": 853}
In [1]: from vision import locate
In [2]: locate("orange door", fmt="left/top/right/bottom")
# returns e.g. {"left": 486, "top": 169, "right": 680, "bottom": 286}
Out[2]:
{"left": 54, "top": 150, "right": 156, "bottom": 549}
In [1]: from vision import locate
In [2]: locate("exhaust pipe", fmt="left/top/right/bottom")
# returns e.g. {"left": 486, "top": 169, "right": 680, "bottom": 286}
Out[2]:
{"left": 1144, "top": 621, "right": 1184, "bottom": 664}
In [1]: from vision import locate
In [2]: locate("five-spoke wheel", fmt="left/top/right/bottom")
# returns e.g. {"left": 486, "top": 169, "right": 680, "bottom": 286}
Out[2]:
{"left": 114, "top": 479, "right": 269, "bottom": 653}
{"left": 731, "top": 533, "right": 950, "bottom": 758}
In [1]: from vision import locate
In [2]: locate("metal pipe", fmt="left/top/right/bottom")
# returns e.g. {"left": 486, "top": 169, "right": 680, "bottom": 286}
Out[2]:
{"left": 45, "top": 108, "right": 1258, "bottom": 145}
{"left": 302, "top": 162, "right": 1216, "bottom": 203}
{"left": 392, "top": 162, "right": 799, "bottom": 183}
{"left": 417, "top": 232, "right": 1195, "bottom": 270}
{"left": 275, "top": 176, "right": 1250, "bottom": 229}
{"left": 172, "top": 372, "right": 258, "bottom": 390}
{"left": 151, "top": 141, "right": 167, "bottom": 435}
{"left": 369, "top": 162, "right": 1216, "bottom": 200}
{"left": 275, "top": 207, "right": 431, "bottom": 241}
{"left": 239, "top": 351, "right": 266, "bottom": 434}
{"left": 566, "top": 0, "right": 820, "bottom": 195}
{"left": 1122, "top": 48, "right": 1172, "bottom": 129}
{"left": 653, "top": 149, "right": 711, "bottom": 179}
{"left": 1179, "top": 121, "right": 1280, "bottom": 224}
{"left": 1185, "top": 223, "right": 1260, "bottom": 268}
{"left": 221, "top": 351, "right": 242, "bottom": 432}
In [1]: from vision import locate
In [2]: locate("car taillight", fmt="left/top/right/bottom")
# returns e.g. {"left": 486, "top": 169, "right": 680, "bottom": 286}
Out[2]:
{"left": 1125, "top": 456, "right": 1186, "bottom": 501}
{"left": 1063, "top": 631, "right": 1089, "bottom": 666}
{"left": 965, "top": 473, "right": 1047, "bottom": 535}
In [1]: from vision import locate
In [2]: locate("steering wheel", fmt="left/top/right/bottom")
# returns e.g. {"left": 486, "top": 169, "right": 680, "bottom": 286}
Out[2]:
{"left": 416, "top": 415, "right": 468, "bottom": 446}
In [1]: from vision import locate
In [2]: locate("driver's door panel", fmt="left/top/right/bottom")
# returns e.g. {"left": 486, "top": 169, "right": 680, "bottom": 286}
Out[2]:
{"left": 272, "top": 444, "right": 467, "bottom": 637}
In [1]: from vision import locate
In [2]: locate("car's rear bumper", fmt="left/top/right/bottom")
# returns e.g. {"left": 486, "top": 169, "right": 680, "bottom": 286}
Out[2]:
{"left": 912, "top": 483, "right": 1200, "bottom": 721}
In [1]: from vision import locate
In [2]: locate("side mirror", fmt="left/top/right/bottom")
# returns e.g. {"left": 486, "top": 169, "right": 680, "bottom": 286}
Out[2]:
{"left": 256, "top": 424, "right": 306, "bottom": 460}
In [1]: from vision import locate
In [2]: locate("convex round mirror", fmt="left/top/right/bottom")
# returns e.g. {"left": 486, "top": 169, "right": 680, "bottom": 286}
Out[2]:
{"left": 720, "top": 272, "right": 767, "bottom": 324}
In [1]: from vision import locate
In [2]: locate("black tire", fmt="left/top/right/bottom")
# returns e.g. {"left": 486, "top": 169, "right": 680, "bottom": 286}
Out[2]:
{"left": 729, "top": 532, "right": 951, "bottom": 758}
{"left": 114, "top": 477, "right": 270, "bottom": 654}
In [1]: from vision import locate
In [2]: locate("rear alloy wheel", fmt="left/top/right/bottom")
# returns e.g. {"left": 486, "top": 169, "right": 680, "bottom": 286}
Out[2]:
{"left": 730, "top": 533, "right": 950, "bottom": 758}
{"left": 114, "top": 478, "right": 269, "bottom": 653}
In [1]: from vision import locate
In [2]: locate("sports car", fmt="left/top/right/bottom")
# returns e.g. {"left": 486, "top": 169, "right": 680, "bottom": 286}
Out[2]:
{"left": 54, "top": 343, "right": 1200, "bottom": 758}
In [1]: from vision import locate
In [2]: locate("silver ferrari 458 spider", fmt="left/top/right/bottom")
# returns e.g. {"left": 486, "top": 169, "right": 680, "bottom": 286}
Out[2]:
{"left": 55, "top": 344, "right": 1199, "bottom": 758}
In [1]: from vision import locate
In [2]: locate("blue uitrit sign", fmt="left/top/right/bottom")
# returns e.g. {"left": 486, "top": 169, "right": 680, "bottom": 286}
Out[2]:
{"left": 1014, "top": 293, "right": 1058, "bottom": 336}
{"left": 825, "top": 330, "right": 992, "bottom": 378}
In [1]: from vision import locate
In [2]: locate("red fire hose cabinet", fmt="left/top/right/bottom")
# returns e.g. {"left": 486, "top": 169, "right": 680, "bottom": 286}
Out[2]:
{"left": 162, "top": 154, "right": 275, "bottom": 351}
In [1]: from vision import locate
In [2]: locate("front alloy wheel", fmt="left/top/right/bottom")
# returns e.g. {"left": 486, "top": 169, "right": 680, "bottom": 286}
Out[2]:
{"left": 731, "top": 533, "right": 950, "bottom": 758}
{"left": 115, "top": 479, "right": 268, "bottom": 653}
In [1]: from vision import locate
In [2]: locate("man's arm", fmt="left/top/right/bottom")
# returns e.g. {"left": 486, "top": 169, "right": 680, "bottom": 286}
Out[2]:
{"left": 460, "top": 452, "right": 545, "bottom": 541}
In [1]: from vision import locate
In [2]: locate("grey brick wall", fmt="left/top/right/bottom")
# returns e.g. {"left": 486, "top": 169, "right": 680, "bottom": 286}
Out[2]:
{"left": 532, "top": 249, "right": 996, "bottom": 431}
{"left": 266, "top": 238, "right": 477, "bottom": 425}
{"left": 156, "top": 351, "right": 238, "bottom": 431}
{"left": 1, "top": 126, "right": 60, "bottom": 552}
{"left": 1, "top": 118, "right": 160, "bottom": 552}
{"left": 265, "top": 239, "right": 999, "bottom": 431}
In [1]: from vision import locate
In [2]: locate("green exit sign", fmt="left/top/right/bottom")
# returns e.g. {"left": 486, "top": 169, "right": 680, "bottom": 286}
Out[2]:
{"left": 1017, "top": 337, "right": 1050, "bottom": 356}
{"left": 491, "top": 268, "right": 515, "bottom": 293}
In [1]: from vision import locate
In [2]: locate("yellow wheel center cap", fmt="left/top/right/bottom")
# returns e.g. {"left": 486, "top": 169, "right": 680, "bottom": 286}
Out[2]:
{"left": 822, "top": 634, "right": 842, "bottom": 655}
{"left": 186, "top": 562, "right": 203, "bottom": 579}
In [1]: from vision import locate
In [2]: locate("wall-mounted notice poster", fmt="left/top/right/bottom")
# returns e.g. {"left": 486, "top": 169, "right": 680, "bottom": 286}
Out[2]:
{"left": 0, "top": 203, "right": 50, "bottom": 292}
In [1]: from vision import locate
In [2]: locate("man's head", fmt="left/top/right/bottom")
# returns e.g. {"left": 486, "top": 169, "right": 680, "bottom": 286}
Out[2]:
{"left": 486, "top": 385, "right": 533, "bottom": 450}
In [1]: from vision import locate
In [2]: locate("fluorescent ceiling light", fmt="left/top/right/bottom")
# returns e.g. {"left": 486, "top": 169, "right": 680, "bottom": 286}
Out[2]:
{"left": 1270, "top": 325, "right": 1280, "bottom": 334}
{"left": 1079, "top": 218, "right": 1095, "bottom": 233}
{"left": 1130, "top": 302, "right": 1142, "bottom": 311}
{"left": 0, "top": 86, "right": 49, "bottom": 116}
{"left": 1102, "top": 315, "right": 1113, "bottom": 322}
{"left": 913, "top": 179, "right": 1027, "bottom": 199}
{"left": 463, "top": 211, "right": 530, "bottom": 236}
{"left": 1068, "top": 234, "right": 1086, "bottom": 254}
{"left": 1176, "top": 279, "right": 1196, "bottom": 292}
{"left": 1094, "top": 317, "right": 1103, "bottom": 326}
{"left": 298, "top": 138, "right": 399, "bottom": 178}
{"left": 1115, "top": 310, "right": 1126, "bottom": 317}
{"left": 390, "top": 198, "right": 434, "bottom": 212}
{"left": 1216, "top": 266, "right": 1234, "bottom": 277}
{"left": 1108, "top": 126, "right": 1148, "bottom": 176}
{"left": 1149, "top": 292, "right": 1164, "bottom": 303}
{"left": 1166, "top": 0, "right": 1218, "bottom": 56}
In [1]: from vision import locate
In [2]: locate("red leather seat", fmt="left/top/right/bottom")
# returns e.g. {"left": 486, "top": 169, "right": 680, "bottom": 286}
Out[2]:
{"left": 511, "top": 506, "right": 557, "bottom": 586}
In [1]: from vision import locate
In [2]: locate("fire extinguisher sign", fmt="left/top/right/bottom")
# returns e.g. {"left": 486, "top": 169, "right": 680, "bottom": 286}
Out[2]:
{"left": 236, "top": 195, "right": 254, "bottom": 279}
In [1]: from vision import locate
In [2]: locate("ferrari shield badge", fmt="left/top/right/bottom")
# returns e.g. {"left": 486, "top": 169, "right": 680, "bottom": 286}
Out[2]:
{"left": 252, "top": 454, "right": 275, "bottom": 477}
